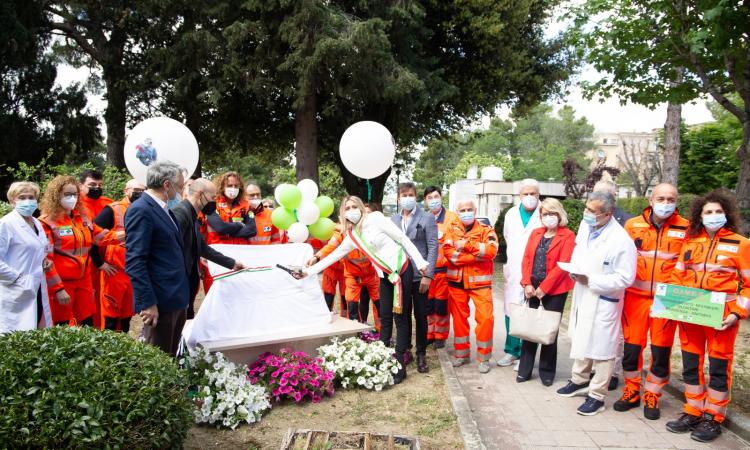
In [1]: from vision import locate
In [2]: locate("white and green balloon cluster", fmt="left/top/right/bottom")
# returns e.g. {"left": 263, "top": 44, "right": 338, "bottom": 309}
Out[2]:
{"left": 271, "top": 179, "right": 336, "bottom": 243}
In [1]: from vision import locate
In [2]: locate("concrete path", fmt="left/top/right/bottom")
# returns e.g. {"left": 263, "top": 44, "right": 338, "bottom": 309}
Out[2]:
{"left": 440, "top": 286, "right": 750, "bottom": 449}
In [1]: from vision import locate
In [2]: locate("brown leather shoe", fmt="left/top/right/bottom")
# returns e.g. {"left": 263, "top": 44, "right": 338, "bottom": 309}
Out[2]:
{"left": 417, "top": 354, "right": 429, "bottom": 373}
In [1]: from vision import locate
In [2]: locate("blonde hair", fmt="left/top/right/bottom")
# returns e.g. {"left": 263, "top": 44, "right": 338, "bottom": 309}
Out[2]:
{"left": 40, "top": 175, "right": 81, "bottom": 220}
{"left": 6, "top": 181, "right": 40, "bottom": 202}
{"left": 540, "top": 198, "right": 568, "bottom": 227}
{"left": 339, "top": 195, "right": 367, "bottom": 231}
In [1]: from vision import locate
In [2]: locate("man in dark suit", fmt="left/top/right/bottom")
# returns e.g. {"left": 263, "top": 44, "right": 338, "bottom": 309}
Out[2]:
{"left": 391, "top": 181, "right": 438, "bottom": 373}
{"left": 125, "top": 161, "right": 190, "bottom": 355}
{"left": 171, "top": 178, "right": 246, "bottom": 318}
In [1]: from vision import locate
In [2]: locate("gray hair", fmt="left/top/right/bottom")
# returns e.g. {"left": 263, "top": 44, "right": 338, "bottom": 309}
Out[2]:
{"left": 588, "top": 191, "right": 616, "bottom": 214}
{"left": 146, "top": 160, "right": 182, "bottom": 190}
{"left": 593, "top": 180, "right": 617, "bottom": 197}
{"left": 518, "top": 178, "right": 539, "bottom": 193}
{"left": 455, "top": 197, "right": 477, "bottom": 210}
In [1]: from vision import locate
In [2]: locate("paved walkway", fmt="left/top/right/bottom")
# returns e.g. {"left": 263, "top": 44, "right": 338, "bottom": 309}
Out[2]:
{"left": 440, "top": 288, "right": 750, "bottom": 449}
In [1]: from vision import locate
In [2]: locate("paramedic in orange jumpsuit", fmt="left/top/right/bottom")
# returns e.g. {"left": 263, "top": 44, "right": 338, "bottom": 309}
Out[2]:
{"left": 308, "top": 237, "right": 347, "bottom": 317}
{"left": 665, "top": 189, "right": 750, "bottom": 443}
{"left": 614, "top": 183, "right": 689, "bottom": 420}
{"left": 39, "top": 175, "right": 120, "bottom": 326}
{"left": 246, "top": 182, "right": 283, "bottom": 245}
{"left": 78, "top": 169, "right": 113, "bottom": 328}
{"left": 424, "top": 185, "right": 460, "bottom": 349}
{"left": 93, "top": 179, "right": 146, "bottom": 332}
{"left": 444, "top": 198, "right": 498, "bottom": 374}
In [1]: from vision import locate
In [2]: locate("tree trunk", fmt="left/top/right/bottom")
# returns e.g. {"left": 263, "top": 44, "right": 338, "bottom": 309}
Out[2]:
{"left": 295, "top": 92, "right": 319, "bottom": 183}
{"left": 103, "top": 73, "right": 127, "bottom": 169}
{"left": 662, "top": 68, "right": 684, "bottom": 186}
{"left": 736, "top": 119, "right": 750, "bottom": 235}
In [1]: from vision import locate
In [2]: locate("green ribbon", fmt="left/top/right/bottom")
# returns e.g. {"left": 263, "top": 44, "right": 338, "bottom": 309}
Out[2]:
{"left": 366, "top": 179, "right": 372, "bottom": 202}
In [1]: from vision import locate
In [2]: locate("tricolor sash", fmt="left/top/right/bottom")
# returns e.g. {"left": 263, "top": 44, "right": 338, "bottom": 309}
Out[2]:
{"left": 213, "top": 266, "right": 273, "bottom": 281}
{"left": 348, "top": 228, "right": 408, "bottom": 313}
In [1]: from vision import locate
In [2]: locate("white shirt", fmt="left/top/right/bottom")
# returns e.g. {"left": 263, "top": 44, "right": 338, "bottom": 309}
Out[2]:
{"left": 145, "top": 190, "right": 178, "bottom": 229}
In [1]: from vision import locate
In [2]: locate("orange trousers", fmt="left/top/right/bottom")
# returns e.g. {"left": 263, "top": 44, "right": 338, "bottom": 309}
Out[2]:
{"left": 621, "top": 291, "right": 676, "bottom": 397}
{"left": 344, "top": 273, "right": 380, "bottom": 330}
{"left": 89, "top": 264, "right": 102, "bottom": 328}
{"left": 49, "top": 277, "right": 95, "bottom": 325}
{"left": 100, "top": 270, "right": 133, "bottom": 323}
{"left": 448, "top": 285, "right": 494, "bottom": 363}
{"left": 201, "top": 260, "right": 214, "bottom": 294}
{"left": 322, "top": 265, "right": 346, "bottom": 317}
{"left": 427, "top": 272, "right": 450, "bottom": 341}
{"left": 679, "top": 321, "right": 739, "bottom": 422}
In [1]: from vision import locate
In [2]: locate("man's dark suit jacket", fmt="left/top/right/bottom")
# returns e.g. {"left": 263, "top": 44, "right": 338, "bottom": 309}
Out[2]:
{"left": 124, "top": 193, "right": 190, "bottom": 313}
{"left": 171, "top": 199, "right": 236, "bottom": 299}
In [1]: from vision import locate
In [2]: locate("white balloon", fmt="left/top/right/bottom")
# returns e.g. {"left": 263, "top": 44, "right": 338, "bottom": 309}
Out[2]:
{"left": 287, "top": 222, "right": 310, "bottom": 243}
{"left": 124, "top": 117, "right": 199, "bottom": 184}
{"left": 297, "top": 202, "right": 321, "bottom": 226}
{"left": 339, "top": 121, "right": 395, "bottom": 179}
{"left": 297, "top": 178, "right": 319, "bottom": 203}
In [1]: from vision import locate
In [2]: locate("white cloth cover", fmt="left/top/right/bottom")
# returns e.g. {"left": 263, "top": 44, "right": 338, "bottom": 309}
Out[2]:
{"left": 187, "top": 243, "right": 331, "bottom": 348}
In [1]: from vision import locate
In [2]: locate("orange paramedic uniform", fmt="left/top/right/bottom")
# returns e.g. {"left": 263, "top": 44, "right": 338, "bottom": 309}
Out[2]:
{"left": 620, "top": 208, "right": 689, "bottom": 404}
{"left": 444, "top": 218, "right": 498, "bottom": 363}
{"left": 249, "top": 206, "right": 282, "bottom": 245}
{"left": 41, "top": 211, "right": 118, "bottom": 325}
{"left": 98, "top": 198, "right": 134, "bottom": 327}
{"left": 207, "top": 195, "right": 252, "bottom": 245}
{"left": 671, "top": 227, "right": 750, "bottom": 422}
{"left": 427, "top": 207, "right": 461, "bottom": 341}
{"left": 80, "top": 194, "right": 112, "bottom": 328}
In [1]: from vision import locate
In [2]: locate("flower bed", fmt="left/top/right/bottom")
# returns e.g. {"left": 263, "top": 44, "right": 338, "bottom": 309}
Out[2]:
{"left": 318, "top": 337, "right": 401, "bottom": 391}
{"left": 183, "top": 348, "right": 271, "bottom": 429}
{"left": 248, "top": 349, "right": 335, "bottom": 403}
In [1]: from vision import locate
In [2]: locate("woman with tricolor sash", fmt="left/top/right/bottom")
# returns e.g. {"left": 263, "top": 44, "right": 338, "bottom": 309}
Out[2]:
{"left": 302, "top": 195, "right": 428, "bottom": 384}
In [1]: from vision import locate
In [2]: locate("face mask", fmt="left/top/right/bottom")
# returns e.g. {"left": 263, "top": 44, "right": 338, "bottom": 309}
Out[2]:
{"left": 15, "top": 199, "right": 37, "bottom": 217}
{"left": 652, "top": 202, "right": 676, "bottom": 219}
{"left": 521, "top": 195, "right": 538, "bottom": 210}
{"left": 427, "top": 198, "right": 442, "bottom": 212}
{"left": 166, "top": 183, "right": 181, "bottom": 209}
{"left": 582, "top": 211, "right": 597, "bottom": 226}
{"left": 459, "top": 211, "right": 475, "bottom": 225}
{"left": 202, "top": 200, "right": 217, "bottom": 216}
{"left": 703, "top": 214, "right": 727, "bottom": 232}
{"left": 129, "top": 191, "right": 142, "bottom": 203}
{"left": 399, "top": 196, "right": 416, "bottom": 211}
{"left": 249, "top": 198, "right": 262, "bottom": 209}
{"left": 225, "top": 187, "right": 240, "bottom": 199}
{"left": 86, "top": 187, "right": 102, "bottom": 200}
{"left": 542, "top": 215, "right": 559, "bottom": 229}
{"left": 345, "top": 209, "right": 362, "bottom": 224}
{"left": 61, "top": 195, "right": 78, "bottom": 211}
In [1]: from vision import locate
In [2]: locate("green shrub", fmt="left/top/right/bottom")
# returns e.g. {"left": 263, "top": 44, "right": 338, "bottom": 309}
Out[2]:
{"left": 0, "top": 327, "right": 193, "bottom": 449}
{"left": 561, "top": 198, "right": 585, "bottom": 234}
{"left": 493, "top": 204, "right": 513, "bottom": 263}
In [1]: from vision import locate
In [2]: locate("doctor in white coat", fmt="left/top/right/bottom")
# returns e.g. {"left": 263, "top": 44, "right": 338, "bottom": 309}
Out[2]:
{"left": 0, "top": 181, "right": 52, "bottom": 333}
{"left": 499, "top": 179, "right": 542, "bottom": 368}
{"left": 556, "top": 191, "right": 636, "bottom": 416}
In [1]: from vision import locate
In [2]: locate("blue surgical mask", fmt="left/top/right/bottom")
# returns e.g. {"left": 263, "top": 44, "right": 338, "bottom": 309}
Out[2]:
{"left": 400, "top": 196, "right": 417, "bottom": 211}
{"left": 582, "top": 211, "right": 597, "bottom": 226}
{"left": 15, "top": 199, "right": 38, "bottom": 217}
{"left": 652, "top": 202, "right": 676, "bottom": 219}
{"left": 427, "top": 198, "right": 442, "bottom": 212}
{"left": 703, "top": 214, "right": 727, "bottom": 232}
{"left": 459, "top": 211, "right": 475, "bottom": 225}
{"left": 166, "top": 183, "right": 182, "bottom": 209}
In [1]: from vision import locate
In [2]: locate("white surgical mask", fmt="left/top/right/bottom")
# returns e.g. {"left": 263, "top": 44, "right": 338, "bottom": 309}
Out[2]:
{"left": 542, "top": 215, "right": 559, "bottom": 229}
{"left": 652, "top": 202, "right": 676, "bottom": 219}
{"left": 703, "top": 214, "right": 727, "bottom": 232}
{"left": 427, "top": 198, "right": 442, "bottom": 212}
{"left": 249, "top": 198, "right": 262, "bottom": 208}
{"left": 224, "top": 187, "right": 240, "bottom": 199}
{"left": 345, "top": 209, "right": 362, "bottom": 224}
{"left": 459, "top": 211, "right": 475, "bottom": 225}
{"left": 521, "top": 195, "right": 538, "bottom": 210}
{"left": 61, "top": 195, "right": 78, "bottom": 211}
{"left": 399, "top": 196, "right": 417, "bottom": 211}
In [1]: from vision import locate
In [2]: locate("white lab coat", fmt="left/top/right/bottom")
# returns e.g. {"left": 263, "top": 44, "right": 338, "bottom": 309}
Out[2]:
{"left": 502, "top": 204, "right": 541, "bottom": 313}
{"left": 0, "top": 210, "right": 52, "bottom": 332}
{"left": 306, "top": 212, "right": 428, "bottom": 277}
{"left": 568, "top": 218, "right": 636, "bottom": 360}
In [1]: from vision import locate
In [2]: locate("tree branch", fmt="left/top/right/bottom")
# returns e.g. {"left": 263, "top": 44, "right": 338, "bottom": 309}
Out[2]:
{"left": 47, "top": 20, "right": 101, "bottom": 62}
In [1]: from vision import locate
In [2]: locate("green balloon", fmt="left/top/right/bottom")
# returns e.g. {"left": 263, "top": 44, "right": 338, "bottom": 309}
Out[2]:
{"left": 277, "top": 184, "right": 302, "bottom": 209}
{"left": 315, "top": 196, "right": 335, "bottom": 218}
{"left": 309, "top": 217, "right": 336, "bottom": 240}
{"left": 271, "top": 207, "right": 296, "bottom": 230}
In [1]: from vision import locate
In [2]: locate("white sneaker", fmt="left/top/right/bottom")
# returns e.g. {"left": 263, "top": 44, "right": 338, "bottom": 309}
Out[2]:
{"left": 513, "top": 360, "right": 520, "bottom": 372}
{"left": 496, "top": 354, "right": 518, "bottom": 367}
{"left": 478, "top": 362, "right": 491, "bottom": 374}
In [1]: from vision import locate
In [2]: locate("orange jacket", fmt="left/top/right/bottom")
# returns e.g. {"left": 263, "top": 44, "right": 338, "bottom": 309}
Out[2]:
{"left": 444, "top": 220, "right": 498, "bottom": 289}
{"left": 207, "top": 196, "right": 252, "bottom": 245}
{"left": 41, "top": 211, "right": 119, "bottom": 292}
{"left": 671, "top": 227, "right": 750, "bottom": 319}
{"left": 625, "top": 207, "right": 689, "bottom": 296}
{"left": 433, "top": 208, "right": 462, "bottom": 270}
{"left": 101, "top": 198, "right": 131, "bottom": 269}
{"left": 317, "top": 232, "right": 377, "bottom": 279}
{"left": 249, "top": 207, "right": 282, "bottom": 245}
{"left": 79, "top": 195, "right": 113, "bottom": 223}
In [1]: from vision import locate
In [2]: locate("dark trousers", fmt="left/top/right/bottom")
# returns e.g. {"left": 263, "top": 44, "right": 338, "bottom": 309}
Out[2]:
{"left": 517, "top": 292, "right": 567, "bottom": 381}
{"left": 143, "top": 308, "right": 187, "bottom": 355}
{"left": 380, "top": 261, "right": 414, "bottom": 355}
{"left": 403, "top": 279, "right": 429, "bottom": 355}
{"left": 104, "top": 316, "right": 132, "bottom": 333}
{"left": 348, "top": 288, "right": 378, "bottom": 324}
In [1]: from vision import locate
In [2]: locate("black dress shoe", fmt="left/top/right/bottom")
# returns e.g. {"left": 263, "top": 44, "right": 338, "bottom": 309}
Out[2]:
{"left": 417, "top": 354, "right": 429, "bottom": 373}
{"left": 516, "top": 375, "right": 530, "bottom": 383}
{"left": 691, "top": 414, "right": 722, "bottom": 442}
{"left": 393, "top": 354, "right": 407, "bottom": 384}
{"left": 608, "top": 376, "right": 619, "bottom": 391}
{"left": 541, "top": 378, "right": 554, "bottom": 387}
{"left": 434, "top": 340, "right": 446, "bottom": 349}
{"left": 666, "top": 412, "right": 702, "bottom": 434}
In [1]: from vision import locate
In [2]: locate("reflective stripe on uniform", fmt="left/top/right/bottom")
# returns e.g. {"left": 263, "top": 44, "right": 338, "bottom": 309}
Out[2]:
{"left": 468, "top": 275, "right": 493, "bottom": 283}
{"left": 451, "top": 252, "right": 460, "bottom": 264}
{"left": 476, "top": 339, "right": 492, "bottom": 349}
{"left": 477, "top": 352, "right": 492, "bottom": 362}
{"left": 644, "top": 373, "right": 668, "bottom": 393}
{"left": 685, "top": 384, "right": 705, "bottom": 394}
{"left": 454, "top": 336, "right": 470, "bottom": 344}
{"left": 737, "top": 296, "right": 750, "bottom": 310}
{"left": 454, "top": 348, "right": 470, "bottom": 357}
{"left": 478, "top": 243, "right": 486, "bottom": 257}
{"left": 446, "top": 269, "right": 460, "bottom": 278}
{"left": 638, "top": 249, "right": 678, "bottom": 260}
{"left": 675, "top": 261, "right": 686, "bottom": 271}
{"left": 629, "top": 279, "right": 652, "bottom": 291}
{"left": 249, "top": 235, "right": 273, "bottom": 243}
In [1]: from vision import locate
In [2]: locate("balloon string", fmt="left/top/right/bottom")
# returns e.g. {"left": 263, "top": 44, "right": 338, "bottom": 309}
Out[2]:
{"left": 366, "top": 180, "right": 372, "bottom": 202}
